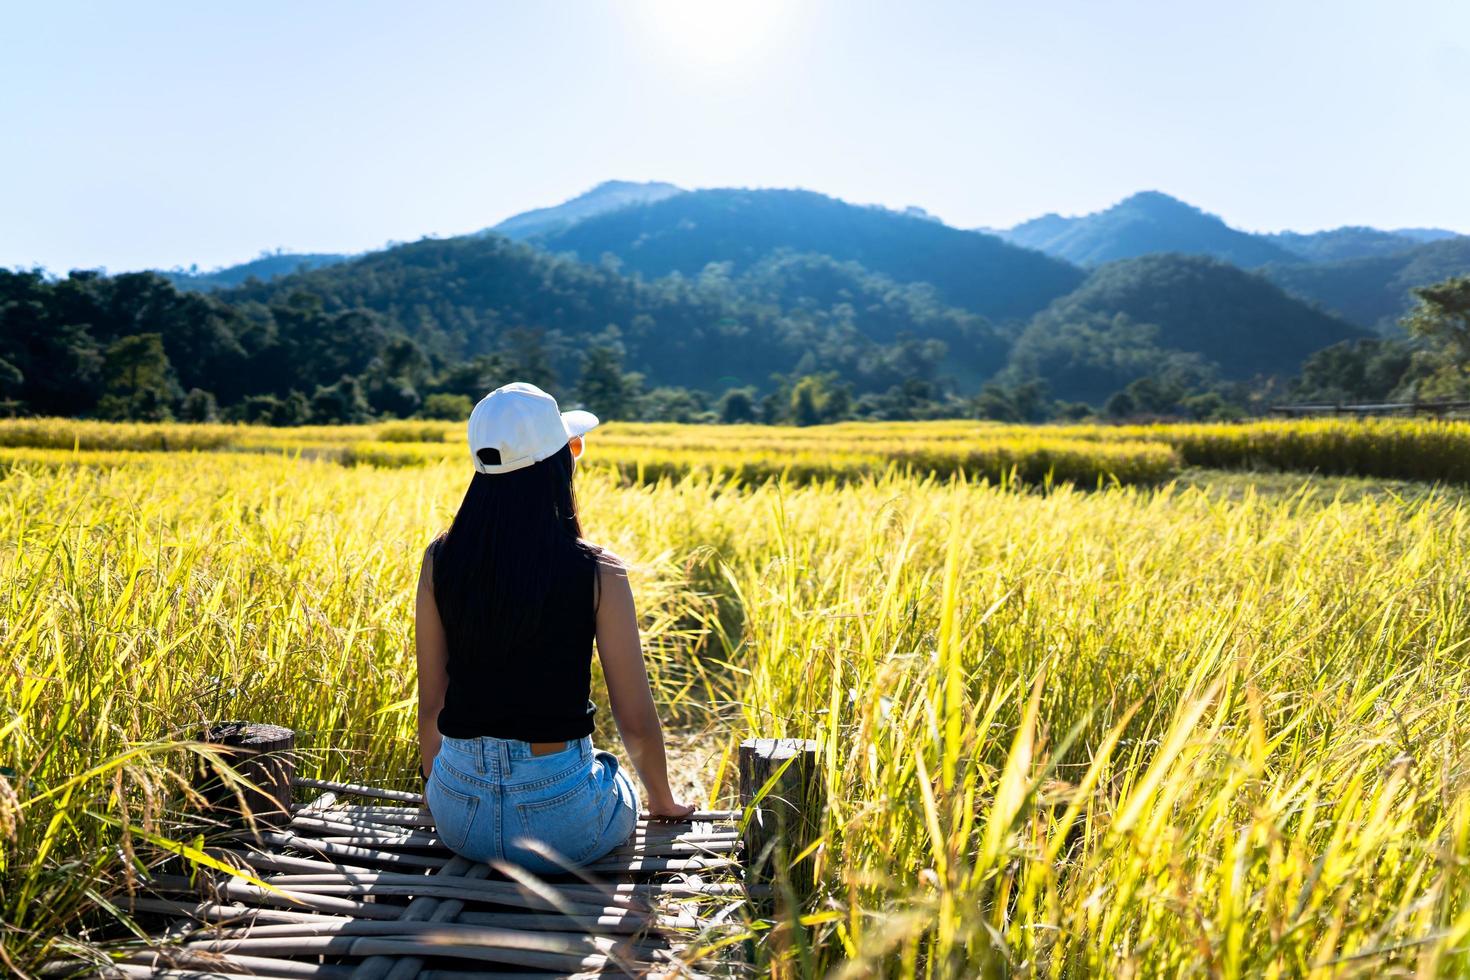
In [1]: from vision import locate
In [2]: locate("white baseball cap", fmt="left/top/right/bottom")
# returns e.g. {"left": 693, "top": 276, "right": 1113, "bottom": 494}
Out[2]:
{"left": 467, "top": 382, "right": 599, "bottom": 475}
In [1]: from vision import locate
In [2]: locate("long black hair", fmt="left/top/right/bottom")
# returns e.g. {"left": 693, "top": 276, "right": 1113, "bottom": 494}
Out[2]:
{"left": 431, "top": 442, "right": 600, "bottom": 660}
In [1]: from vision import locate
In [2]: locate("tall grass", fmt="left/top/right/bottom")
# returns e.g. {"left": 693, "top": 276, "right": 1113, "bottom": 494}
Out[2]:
{"left": 0, "top": 418, "right": 237, "bottom": 451}
{"left": 6, "top": 416, "right": 1470, "bottom": 485}
{"left": 1138, "top": 417, "right": 1470, "bottom": 483}
{"left": 339, "top": 436, "right": 1179, "bottom": 487}
{"left": 4, "top": 443, "right": 1470, "bottom": 974}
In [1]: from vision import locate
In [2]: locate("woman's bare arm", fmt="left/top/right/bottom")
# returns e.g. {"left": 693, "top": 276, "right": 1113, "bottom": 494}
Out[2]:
{"left": 595, "top": 555, "right": 695, "bottom": 820}
{"left": 415, "top": 547, "right": 449, "bottom": 781}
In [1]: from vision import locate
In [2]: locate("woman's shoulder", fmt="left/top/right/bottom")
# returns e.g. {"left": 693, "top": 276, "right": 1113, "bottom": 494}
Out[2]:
{"left": 580, "top": 540, "right": 628, "bottom": 572}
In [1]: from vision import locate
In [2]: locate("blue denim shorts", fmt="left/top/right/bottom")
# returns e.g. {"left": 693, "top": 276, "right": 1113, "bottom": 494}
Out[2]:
{"left": 425, "top": 734, "right": 638, "bottom": 872}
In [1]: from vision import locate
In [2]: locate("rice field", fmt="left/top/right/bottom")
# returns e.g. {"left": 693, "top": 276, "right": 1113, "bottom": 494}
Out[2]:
{"left": 4, "top": 419, "right": 1470, "bottom": 975}
{"left": 4, "top": 415, "right": 1470, "bottom": 486}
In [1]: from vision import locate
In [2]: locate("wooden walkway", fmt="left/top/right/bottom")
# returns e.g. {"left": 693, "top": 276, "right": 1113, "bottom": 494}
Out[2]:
{"left": 108, "top": 777, "right": 753, "bottom": 979}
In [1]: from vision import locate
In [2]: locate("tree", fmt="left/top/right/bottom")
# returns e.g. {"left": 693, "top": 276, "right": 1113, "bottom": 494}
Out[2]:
{"left": 790, "top": 377, "right": 823, "bottom": 426}
{"left": 432, "top": 353, "right": 511, "bottom": 402}
{"left": 974, "top": 383, "right": 1022, "bottom": 422}
{"left": 973, "top": 379, "right": 1050, "bottom": 423}
{"left": 757, "top": 386, "right": 787, "bottom": 424}
{"left": 0, "top": 357, "right": 22, "bottom": 396}
{"left": 1401, "top": 274, "right": 1470, "bottom": 397}
{"left": 1292, "top": 338, "right": 1411, "bottom": 403}
{"left": 717, "top": 387, "right": 757, "bottom": 424}
{"left": 363, "top": 336, "right": 431, "bottom": 417}
{"left": 96, "top": 333, "right": 179, "bottom": 421}
{"left": 638, "top": 386, "right": 707, "bottom": 423}
{"left": 274, "top": 390, "right": 311, "bottom": 426}
{"left": 420, "top": 393, "right": 473, "bottom": 420}
{"left": 1179, "top": 391, "right": 1243, "bottom": 421}
{"left": 310, "top": 375, "right": 373, "bottom": 424}
{"left": 501, "top": 327, "right": 559, "bottom": 392}
{"left": 577, "top": 345, "right": 641, "bottom": 420}
{"left": 822, "top": 383, "right": 853, "bottom": 422}
{"left": 365, "top": 376, "right": 421, "bottom": 419}
{"left": 179, "top": 388, "right": 219, "bottom": 422}
{"left": 1104, "top": 389, "right": 1136, "bottom": 419}
{"left": 234, "top": 394, "right": 282, "bottom": 424}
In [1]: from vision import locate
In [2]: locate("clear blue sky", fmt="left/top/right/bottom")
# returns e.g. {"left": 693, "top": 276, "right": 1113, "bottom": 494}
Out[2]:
{"left": 3, "top": 0, "right": 1467, "bottom": 272}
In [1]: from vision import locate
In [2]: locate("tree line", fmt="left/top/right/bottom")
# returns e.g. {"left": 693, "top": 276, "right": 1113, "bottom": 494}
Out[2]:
{"left": 3, "top": 237, "right": 1466, "bottom": 425}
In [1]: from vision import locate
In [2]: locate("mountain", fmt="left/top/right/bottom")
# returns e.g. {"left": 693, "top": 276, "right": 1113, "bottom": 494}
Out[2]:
{"left": 224, "top": 233, "right": 1007, "bottom": 394}
{"left": 1393, "top": 228, "right": 1462, "bottom": 243}
{"left": 164, "top": 252, "right": 351, "bottom": 291}
{"left": 1262, "top": 236, "right": 1470, "bottom": 332}
{"left": 528, "top": 188, "right": 1084, "bottom": 321}
{"left": 161, "top": 179, "right": 688, "bottom": 290}
{"left": 997, "top": 191, "right": 1298, "bottom": 268}
{"left": 1008, "top": 254, "right": 1368, "bottom": 403}
{"left": 1262, "top": 227, "right": 1425, "bottom": 263}
{"left": 488, "top": 180, "right": 684, "bottom": 240}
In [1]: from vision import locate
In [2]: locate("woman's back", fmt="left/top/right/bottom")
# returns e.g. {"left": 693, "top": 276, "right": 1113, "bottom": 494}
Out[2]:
{"left": 432, "top": 536, "right": 600, "bottom": 742}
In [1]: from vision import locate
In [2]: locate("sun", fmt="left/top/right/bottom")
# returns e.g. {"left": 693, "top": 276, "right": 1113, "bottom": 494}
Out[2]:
{"left": 630, "top": 0, "right": 802, "bottom": 70}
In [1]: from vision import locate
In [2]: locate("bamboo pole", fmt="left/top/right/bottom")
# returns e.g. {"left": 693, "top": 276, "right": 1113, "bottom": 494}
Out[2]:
{"left": 254, "top": 869, "right": 747, "bottom": 902}
{"left": 181, "top": 917, "right": 676, "bottom": 960}
{"left": 296, "top": 807, "right": 741, "bottom": 849}
{"left": 143, "top": 873, "right": 406, "bottom": 920}
{"left": 123, "top": 896, "right": 705, "bottom": 936}
{"left": 253, "top": 831, "right": 446, "bottom": 869}
{"left": 123, "top": 897, "right": 346, "bottom": 927}
{"left": 258, "top": 875, "right": 647, "bottom": 911}
{"left": 106, "top": 965, "right": 284, "bottom": 980}
{"left": 177, "top": 934, "right": 626, "bottom": 974}
{"left": 351, "top": 854, "right": 477, "bottom": 980}
{"left": 115, "top": 948, "right": 354, "bottom": 978}
{"left": 293, "top": 776, "right": 422, "bottom": 804}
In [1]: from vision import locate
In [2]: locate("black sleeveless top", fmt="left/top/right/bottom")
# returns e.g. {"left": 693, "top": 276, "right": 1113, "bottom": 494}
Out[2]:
{"left": 432, "top": 538, "right": 600, "bottom": 742}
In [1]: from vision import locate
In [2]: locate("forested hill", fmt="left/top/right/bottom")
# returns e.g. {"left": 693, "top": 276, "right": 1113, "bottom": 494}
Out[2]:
{"left": 1262, "top": 227, "right": 1433, "bottom": 263}
{"left": 1007, "top": 254, "right": 1369, "bottom": 404}
{"left": 530, "top": 188, "right": 1085, "bottom": 321}
{"left": 225, "top": 234, "right": 1008, "bottom": 394}
{"left": 998, "top": 191, "right": 1298, "bottom": 268}
{"left": 165, "top": 251, "right": 350, "bottom": 291}
{"left": 1260, "top": 237, "right": 1470, "bottom": 333}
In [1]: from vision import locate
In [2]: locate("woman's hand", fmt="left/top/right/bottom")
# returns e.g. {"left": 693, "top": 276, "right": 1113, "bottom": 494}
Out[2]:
{"left": 645, "top": 800, "right": 698, "bottom": 822}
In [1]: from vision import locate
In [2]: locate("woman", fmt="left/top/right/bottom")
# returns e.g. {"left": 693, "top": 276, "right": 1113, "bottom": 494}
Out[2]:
{"left": 415, "top": 381, "right": 695, "bottom": 871}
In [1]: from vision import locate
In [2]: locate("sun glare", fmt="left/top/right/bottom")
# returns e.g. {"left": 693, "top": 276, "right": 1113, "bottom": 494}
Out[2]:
{"left": 630, "top": 0, "right": 801, "bottom": 70}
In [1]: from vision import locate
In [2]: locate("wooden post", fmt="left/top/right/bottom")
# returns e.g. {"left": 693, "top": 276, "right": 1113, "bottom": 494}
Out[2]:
{"left": 197, "top": 721, "right": 297, "bottom": 834}
{"left": 738, "top": 738, "right": 822, "bottom": 914}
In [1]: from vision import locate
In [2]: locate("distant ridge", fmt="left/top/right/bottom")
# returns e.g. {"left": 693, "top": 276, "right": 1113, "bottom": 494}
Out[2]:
{"left": 1261, "top": 236, "right": 1470, "bottom": 332}
{"left": 165, "top": 251, "right": 350, "bottom": 291}
{"left": 488, "top": 179, "right": 684, "bottom": 240}
{"left": 532, "top": 187, "right": 1085, "bottom": 321}
{"left": 156, "top": 182, "right": 1465, "bottom": 311}
{"left": 997, "top": 191, "right": 1296, "bottom": 268}
{"left": 1263, "top": 227, "right": 1425, "bottom": 263}
{"left": 1392, "top": 227, "right": 1462, "bottom": 243}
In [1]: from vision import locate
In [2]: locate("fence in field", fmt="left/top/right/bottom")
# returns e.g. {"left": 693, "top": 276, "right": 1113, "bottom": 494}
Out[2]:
{"left": 64, "top": 723, "right": 822, "bottom": 978}
{"left": 1271, "top": 398, "right": 1470, "bottom": 418}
